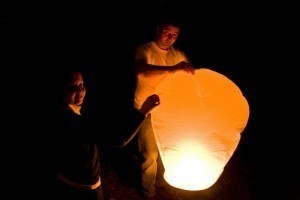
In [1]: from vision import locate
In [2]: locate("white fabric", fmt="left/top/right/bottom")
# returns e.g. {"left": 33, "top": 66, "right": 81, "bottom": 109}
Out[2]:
{"left": 151, "top": 69, "right": 250, "bottom": 190}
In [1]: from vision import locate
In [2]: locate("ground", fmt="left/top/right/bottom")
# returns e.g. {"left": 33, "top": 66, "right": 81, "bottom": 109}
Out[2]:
{"left": 100, "top": 142, "right": 257, "bottom": 200}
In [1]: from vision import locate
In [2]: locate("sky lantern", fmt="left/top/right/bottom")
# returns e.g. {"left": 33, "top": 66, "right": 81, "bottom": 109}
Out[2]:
{"left": 151, "top": 68, "right": 250, "bottom": 191}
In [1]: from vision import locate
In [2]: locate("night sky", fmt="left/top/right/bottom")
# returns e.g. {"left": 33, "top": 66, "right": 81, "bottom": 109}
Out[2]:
{"left": 2, "top": 1, "right": 298, "bottom": 199}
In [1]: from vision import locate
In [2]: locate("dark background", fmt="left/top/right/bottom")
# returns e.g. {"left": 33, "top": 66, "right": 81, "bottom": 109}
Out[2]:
{"left": 2, "top": 1, "right": 298, "bottom": 199}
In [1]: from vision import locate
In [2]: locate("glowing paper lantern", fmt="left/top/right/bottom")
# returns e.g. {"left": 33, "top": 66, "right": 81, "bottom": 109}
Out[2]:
{"left": 151, "top": 68, "right": 250, "bottom": 191}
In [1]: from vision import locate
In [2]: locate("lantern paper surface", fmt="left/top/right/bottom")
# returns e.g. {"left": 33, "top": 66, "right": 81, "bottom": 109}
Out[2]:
{"left": 151, "top": 69, "right": 250, "bottom": 191}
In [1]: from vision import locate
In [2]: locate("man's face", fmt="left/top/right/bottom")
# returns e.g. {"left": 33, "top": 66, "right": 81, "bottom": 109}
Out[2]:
{"left": 65, "top": 72, "right": 86, "bottom": 106}
{"left": 157, "top": 25, "right": 180, "bottom": 49}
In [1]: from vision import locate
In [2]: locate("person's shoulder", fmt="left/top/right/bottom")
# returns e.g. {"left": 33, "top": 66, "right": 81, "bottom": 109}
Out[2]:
{"left": 137, "top": 41, "right": 153, "bottom": 50}
{"left": 171, "top": 46, "right": 186, "bottom": 55}
{"left": 53, "top": 108, "right": 83, "bottom": 129}
{"left": 169, "top": 46, "right": 188, "bottom": 60}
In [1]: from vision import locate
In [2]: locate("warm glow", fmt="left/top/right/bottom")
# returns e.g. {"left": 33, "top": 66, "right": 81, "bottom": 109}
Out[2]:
{"left": 151, "top": 69, "right": 249, "bottom": 191}
{"left": 163, "top": 141, "right": 223, "bottom": 190}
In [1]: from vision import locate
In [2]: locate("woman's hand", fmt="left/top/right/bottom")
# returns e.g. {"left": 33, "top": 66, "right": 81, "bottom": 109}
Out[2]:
{"left": 139, "top": 94, "right": 160, "bottom": 115}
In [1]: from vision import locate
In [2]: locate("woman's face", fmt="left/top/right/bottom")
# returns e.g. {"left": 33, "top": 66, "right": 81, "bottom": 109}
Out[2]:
{"left": 64, "top": 72, "right": 86, "bottom": 106}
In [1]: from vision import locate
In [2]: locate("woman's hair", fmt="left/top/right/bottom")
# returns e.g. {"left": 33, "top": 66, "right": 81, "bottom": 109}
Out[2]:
{"left": 60, "top": 64, "right": 85, "bottom": 87}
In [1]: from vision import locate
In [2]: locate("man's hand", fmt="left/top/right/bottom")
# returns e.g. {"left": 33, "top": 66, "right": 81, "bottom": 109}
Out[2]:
{"left": 174, "top": 61, "right": 195, "bottom": 74}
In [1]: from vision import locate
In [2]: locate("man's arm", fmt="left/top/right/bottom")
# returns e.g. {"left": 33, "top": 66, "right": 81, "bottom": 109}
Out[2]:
{"left": 136, "top": 60, "right": 195, "bottom": 77}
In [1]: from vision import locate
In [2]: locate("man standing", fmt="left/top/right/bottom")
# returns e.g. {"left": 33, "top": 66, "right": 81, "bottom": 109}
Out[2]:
{"left": 134, "top": 16, "right": 194, "bottom": 199}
